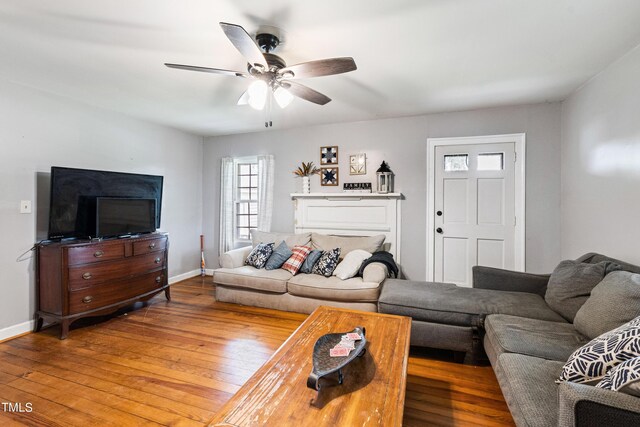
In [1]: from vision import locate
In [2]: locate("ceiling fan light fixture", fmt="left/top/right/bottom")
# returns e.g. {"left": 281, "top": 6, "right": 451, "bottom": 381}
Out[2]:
{"left": 274, "top": 86, "right": 294, "bottom": 108}
{"left": 247, "top": 80, "right": 268, "bottom": 110}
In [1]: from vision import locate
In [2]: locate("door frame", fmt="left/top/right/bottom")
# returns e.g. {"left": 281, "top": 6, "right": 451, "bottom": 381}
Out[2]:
{"left": 426, "top": 133, "right": 526, "bottom": 281}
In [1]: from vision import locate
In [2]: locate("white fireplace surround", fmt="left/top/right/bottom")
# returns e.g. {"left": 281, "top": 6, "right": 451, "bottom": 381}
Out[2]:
{"left": 291, "top": 193, "right": 402, "bottom": 263}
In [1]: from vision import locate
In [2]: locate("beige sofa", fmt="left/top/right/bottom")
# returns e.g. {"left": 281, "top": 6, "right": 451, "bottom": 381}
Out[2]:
{"left": 213, "top": 231, "right": 390, "bottom": 313}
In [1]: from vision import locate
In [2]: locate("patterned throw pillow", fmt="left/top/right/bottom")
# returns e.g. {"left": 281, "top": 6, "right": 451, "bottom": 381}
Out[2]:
{"left": 557, "top": 317, "right": 640, "bottom": 384}
{"left": 265, "top": 241, "right": 293, "bottom": 270}
{"left": 596, "top": 357, "right": 640, "bottom": 397}
{"left": 244, "top": 243, "right": 274, "bottom": 269}
{"left": 299, "top": 250, "right": 323, "bottom": 274}
{"left": 282, "top": 246, "right": 312, "bottom": 275}
{"left": 311, "top": 248, "right": 341, "bottom": 277}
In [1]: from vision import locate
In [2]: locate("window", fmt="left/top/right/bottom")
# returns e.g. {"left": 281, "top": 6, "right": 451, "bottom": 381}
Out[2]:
{"left": 235, "top": 159, "right": 258, "bottom": 241}
{"left": 444, "top": 154, "right": 469, "bottom": 171}
{"left": 477, "top": 153, "right": 504, "bottom": 171}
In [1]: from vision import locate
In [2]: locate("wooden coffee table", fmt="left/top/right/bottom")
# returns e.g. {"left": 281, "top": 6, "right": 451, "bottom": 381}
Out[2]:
{"left": 208, "top": 306, "right": 411, "bottom": 426}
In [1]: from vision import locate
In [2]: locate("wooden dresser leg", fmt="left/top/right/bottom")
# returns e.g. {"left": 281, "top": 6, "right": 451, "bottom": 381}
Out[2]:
{"left": 60, "top": 320, "right": 70, "bottom": 340}
{"left": 164, "top": 286, "right": 171, "bottom": 301}
{"left": 34, "top": 314, "right": 44, "bottom": 332}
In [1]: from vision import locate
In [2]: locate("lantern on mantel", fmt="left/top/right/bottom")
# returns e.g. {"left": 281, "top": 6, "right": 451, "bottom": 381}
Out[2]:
{"left": 376, "top": 161, "right": 394, "bottom": 193}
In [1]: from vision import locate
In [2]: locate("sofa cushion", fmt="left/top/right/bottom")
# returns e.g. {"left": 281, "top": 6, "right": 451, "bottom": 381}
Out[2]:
{"left": 299, "top": 249, "right": 322, "bottom": 274}
{"left": 574, "top": 271, "right": 640, "bottom": 339}
{"left": 545, "top": 260, "right": 620, "bottom": 322}
{"left": 265, "top": 241, "right": 293, "bottom": 270}
{"left": 495, "top": 353, "right": 565, "bottom": 427}
{"left": 378, "top": 279, "right": 566, "bottom": 327}
{"left": 244, "top": 243, "right": 274, "bottom": 269}
{"left": 251, "top": 230, "right": 311, "bottom": 249}
{"left": 281, "top": 245, "right": 312, "bottom": 275}
{"left": 333, "top": 249, "right": 371, "bottom": 280}
{"left": 558, "top": 317, "right": 640, "bottom": 385}
{"left": 311, "top": 233, "right": 385, "bottom": 257}
{"left": 596, "top": 357, "right": 640, "bottom": 397}
{"left": 484, "top": 314, "right": 589, "bottom": 362}
{"left": 287, "top": 274, "right": 381, "bottom": 302}
{"left": 311, "top": 248, "right": 341, "bottom": 277}
{"left": 213, "top": 266, "right": 291, "bottom": 294}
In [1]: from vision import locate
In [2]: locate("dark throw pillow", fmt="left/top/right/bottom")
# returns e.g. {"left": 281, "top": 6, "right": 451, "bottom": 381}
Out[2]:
{"left": 311, "top": 248, "right": 341, "bottom": 277}
{"left": 245, "top": 243, "right": 275, "bottom": 269}
{"left": 300, "top": 249, "right": 323, "bottom": 274}
{"left": 265, "top": 241, "right": 293, "bottom": 270}
{"left": 545, "top": 260, "right": 621, "bottom": 322}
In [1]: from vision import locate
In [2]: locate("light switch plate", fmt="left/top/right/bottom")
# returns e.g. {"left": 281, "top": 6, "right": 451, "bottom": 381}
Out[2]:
{"left": 20, "top": 200, "right": 32, "bottom": 214}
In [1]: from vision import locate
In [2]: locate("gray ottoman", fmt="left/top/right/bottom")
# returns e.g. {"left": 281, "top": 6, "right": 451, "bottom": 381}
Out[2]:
{"left": 378, "top": 279, "right": 566, "bottom": 363}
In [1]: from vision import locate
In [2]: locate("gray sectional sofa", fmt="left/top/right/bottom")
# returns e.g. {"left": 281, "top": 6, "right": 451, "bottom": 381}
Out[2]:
{"left": 379, "top": 253, "right": 640, "bottom": 427}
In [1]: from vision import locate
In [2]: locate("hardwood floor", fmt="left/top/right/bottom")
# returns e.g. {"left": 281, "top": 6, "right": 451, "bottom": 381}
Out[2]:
{"left": 0, "top": 277, "right": 514, "bottom": 426}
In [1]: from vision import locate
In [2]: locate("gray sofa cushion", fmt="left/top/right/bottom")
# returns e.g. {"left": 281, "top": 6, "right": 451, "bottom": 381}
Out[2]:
{"left": 311, "top": 233, "right": 385, "bottom": 257}
{"left": 287, "top": 274, "right": 381, "bottom": 302}
{"left": 213, "top": 266, "right": 291, "bottom": 293}
{"left": 251, "top": 230, "right": 312, "bottom": 248}
{"left": 378, "top": 280, "right": 566, "bottom": 327}
{"left": 574, "top": 271, "right": 640, "bottom": 339}
{"left": 495, "top": 353, "right": 565, "bottom": 427}
{"left": 544, "top": 260, "right": 619, "bottom": 322}
{"left": 484, "top": 314, "right": 589, "bottom": 362}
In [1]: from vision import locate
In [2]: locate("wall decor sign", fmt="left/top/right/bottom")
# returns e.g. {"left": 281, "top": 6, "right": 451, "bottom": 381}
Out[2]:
{"left": 320, "top": 146, "right": 338, "bottom": 165}
{"left": 343, "top": 182, "right": 372, "bottom": 193}
{"left": 349, "top": 153, "right": 366, "bottom": 175}
{"left": 321, "top": 168, "right": 339, "bottom": 186}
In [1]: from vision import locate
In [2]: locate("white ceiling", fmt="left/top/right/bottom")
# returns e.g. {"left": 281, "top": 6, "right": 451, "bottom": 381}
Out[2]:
{"left": 2, "top": 0, "right": 640, "bottom": 136}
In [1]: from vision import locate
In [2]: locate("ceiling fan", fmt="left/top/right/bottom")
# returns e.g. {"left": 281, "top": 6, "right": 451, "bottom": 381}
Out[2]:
{"left": 165, "top": 22, "right": 357, "bottom": 123}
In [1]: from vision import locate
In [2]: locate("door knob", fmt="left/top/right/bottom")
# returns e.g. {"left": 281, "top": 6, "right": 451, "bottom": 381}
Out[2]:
{"left": 436, "top": 227, "right": 443, "bottom": 234}
{"left": 436, "top": 211, "right": 443, "bottom": 216}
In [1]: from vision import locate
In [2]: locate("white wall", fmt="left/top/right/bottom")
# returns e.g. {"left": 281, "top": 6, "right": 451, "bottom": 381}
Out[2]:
{"left": 204, "top": 102, "right": 562, "bottom": 280}
{"left": 0, "top": 78, "right": 203, "bottom": 335}
{"left": 561, "top": 44, "right": 640, "bottom": 265}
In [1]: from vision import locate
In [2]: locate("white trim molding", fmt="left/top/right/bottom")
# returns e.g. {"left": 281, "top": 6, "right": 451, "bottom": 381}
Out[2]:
{"left": 0, "top": 320, "right": 35, "bottom": 342}
{"left": 426, "top": 133, "right": 526, "bottom": 281}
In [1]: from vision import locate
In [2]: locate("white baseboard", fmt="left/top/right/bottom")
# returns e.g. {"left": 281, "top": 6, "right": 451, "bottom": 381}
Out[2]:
{"left": 0, "top": 270, "right": 210, "bottom": 342}
{"left": 0, "top": 320, "right": 35, "bottom": 342}
{"left": 168, "top": 269, "right": 213, "bottom": 284}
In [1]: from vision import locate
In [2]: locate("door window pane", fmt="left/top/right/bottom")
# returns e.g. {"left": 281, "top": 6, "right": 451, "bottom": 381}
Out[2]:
{"left": 444, "top": 154, "right": 469, "bottom": 172}
{"left": 478, "top": 153, "right": 504, "bottom": 171}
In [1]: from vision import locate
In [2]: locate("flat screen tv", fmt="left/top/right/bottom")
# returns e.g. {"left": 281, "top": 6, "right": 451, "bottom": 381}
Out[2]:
{"left": 96, "top": 198, "right": 157, "bottom": 238}
{"left": 48, "top": 167, "right": 163, "bottom": 239}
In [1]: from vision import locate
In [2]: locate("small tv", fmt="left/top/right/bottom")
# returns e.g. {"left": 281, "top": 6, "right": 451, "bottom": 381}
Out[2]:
{"left": 96, "top": 198, "right": 157, "bottom": 238}
{"left": 48, "top": 167, "right": 163, "bottom": 239}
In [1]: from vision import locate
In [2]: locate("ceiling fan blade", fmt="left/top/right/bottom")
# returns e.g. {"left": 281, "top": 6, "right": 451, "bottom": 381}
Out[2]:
{"left": 237, "top": 90, "right": 249, "bottom": 106}
{"left": 281, "top": 81, "right": 331, "bottom": 105}
{"left": 164, "top": 63, "right": 249, "bottom": 78}
{"left": 219, "top": 22, "right": 268, "bottom": 70}
{"left": 279, "top": 57, "right": 357, "bottom": 79}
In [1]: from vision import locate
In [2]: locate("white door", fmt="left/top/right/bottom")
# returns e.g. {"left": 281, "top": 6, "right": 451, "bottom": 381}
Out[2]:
{"left": 433, "top": 142, "right": 518, "bottom": 287}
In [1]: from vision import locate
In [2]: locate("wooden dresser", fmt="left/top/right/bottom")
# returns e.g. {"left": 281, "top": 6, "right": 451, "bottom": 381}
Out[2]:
{"left": 36, "top": 232, "right": 169, "bottom": 339}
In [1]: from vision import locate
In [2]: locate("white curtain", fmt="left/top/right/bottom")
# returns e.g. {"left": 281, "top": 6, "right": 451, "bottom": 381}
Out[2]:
{"left": 219, "top": 157, "right": 234, "bottom": 254}
{"left": 257, "top": 155, "right": 275, "bottom": 232}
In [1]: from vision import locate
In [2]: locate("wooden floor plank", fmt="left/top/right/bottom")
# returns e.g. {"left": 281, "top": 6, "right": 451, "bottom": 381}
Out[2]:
{"left": 0, "top": 277, "right": 514, "bottom": 426}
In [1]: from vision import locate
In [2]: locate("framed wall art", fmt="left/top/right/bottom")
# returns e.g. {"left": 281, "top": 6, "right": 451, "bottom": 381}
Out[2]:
{"left": 320, "top": 167, "right": 339, "bottom": 186}
{"left": 320, "top": 146, "right": 338, "bottom": 165}
{"left": 349, "top": 153, "right": 366, "bottom": 175}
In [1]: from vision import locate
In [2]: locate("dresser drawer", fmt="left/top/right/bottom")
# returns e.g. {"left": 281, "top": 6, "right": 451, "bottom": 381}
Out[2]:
{"left": 68, "top": 271, "right": 165, "bottom": 314}
{"left": 67, "top": 243, "right": 125, "bottom": 266}
{"left": 68, "top": 252, "right": 165, "bottom": 290}
{"left": 133, "top": 237, "right": 167, "bottom": 256}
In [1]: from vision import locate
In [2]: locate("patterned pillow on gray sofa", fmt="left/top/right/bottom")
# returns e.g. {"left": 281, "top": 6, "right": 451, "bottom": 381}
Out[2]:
{"left": 245, "top": 243, "right": 275, "bottom": 269}
{"left": 311, "top": 248, "right": 341, "bottom": 277}
{"left": 557, "top": 316, "right": 640, "bottom": 385}
{"left": 597, "top": 357, "right": 640, "bottom": 397}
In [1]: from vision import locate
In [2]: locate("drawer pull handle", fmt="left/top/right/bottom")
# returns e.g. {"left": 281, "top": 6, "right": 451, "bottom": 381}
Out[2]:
{"left": 82, "top": 296, "right": 93, "bottom": 304}
{"left": 94, "top": 250, "right": 104, "bottom": 258}
{"left": 82, "top": 272, "right": 92, "bottom": 280}
{"left": 149, "top": 243, "right": 156, "bottom": 249}
{"left": 154, "top": 257, "right": 161, "bottom": 264}
{"left": 155, "top": 276, "right": 162, "bottom": 284}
